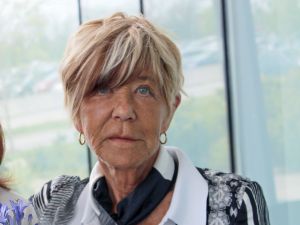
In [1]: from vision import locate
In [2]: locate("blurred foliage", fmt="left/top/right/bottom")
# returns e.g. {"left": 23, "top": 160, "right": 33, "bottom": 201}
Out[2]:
{"left": 145, "top": 0, "right": 217, "bottom": 40}
{"left": 5, "top": 138, "right": 88, "bottom": 198}
{"left": 169, "top": 93, "right": 229, "bottom": 170}
{"left": 10, "top": 120, "right": 69, "bottom": 136}
{"left": 0, "top": 0, "right": 77, "bottom": 69}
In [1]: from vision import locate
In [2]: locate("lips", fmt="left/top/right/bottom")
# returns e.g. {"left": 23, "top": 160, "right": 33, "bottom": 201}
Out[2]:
{"left": 108, "top": 136, "right": 139, "bottom": 142}
{"left": 107, "top": 136, "right": 140, "bottom": 146}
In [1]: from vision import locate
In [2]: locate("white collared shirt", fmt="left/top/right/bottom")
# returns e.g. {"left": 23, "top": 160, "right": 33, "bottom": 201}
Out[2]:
{"left": 69, "top": 146, "right": 208, "bottom": 225}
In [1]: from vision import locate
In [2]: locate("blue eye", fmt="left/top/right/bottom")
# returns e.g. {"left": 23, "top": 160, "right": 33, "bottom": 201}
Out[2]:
{"left": 98, "top": 86, "right": 111, "bottom": 95}
{"left": 137, "top": 86, "right": 151, "bottom": 96}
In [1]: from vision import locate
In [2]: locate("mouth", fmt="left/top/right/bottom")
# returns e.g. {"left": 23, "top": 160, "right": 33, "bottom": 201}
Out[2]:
{"left": 108, "top": 136, "right": 139, "bottom": 142}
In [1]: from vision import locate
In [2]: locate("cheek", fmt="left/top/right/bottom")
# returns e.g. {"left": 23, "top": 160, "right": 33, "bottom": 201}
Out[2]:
{"left": 142, "top": 107, "right": 168, "bottom": 138}
{"left": 79, "top": 103, "right": 107, "bottom": 146}
{"left": 155, "top": 104, "right": 170, "bottom": 131}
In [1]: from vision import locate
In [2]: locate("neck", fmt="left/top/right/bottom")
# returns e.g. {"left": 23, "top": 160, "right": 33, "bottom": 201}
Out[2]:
{"left": 98, "top": 151, "right": 159, "bottom": 212}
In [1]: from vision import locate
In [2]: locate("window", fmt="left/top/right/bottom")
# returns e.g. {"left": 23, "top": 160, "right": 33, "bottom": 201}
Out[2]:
{"left": 145, "top": 0, "right": 230, "bottom": 170}
{"left": 227, "top": 0, "right": 300, "bottom": 224}
{"left": 0, "top": 0, "right": 84, "bottom": 197}
{"left": 1, "top": 2, "right": 298, "bottom": 224}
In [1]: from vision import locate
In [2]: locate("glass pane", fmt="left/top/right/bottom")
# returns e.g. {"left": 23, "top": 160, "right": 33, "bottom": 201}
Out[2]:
{"left": 0, "top": 0, "right": 87, "bottom": 198}
{"left": 252, "top": 1, "right": 300, "bottom": 224}
{"left": 228, "top": 0, "right": 300, "bottom": 224}
{"left": 81, "top": 0, "right": 139, "bottom": 21}
{"left": 145, "top": 0, "right": 230, "bottom": 170}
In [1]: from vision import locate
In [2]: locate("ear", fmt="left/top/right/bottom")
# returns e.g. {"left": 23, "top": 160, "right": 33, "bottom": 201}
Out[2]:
{"left": 162, "top": 94, "right": 181, "bottom": 132}
{"left": 173, "top": 94, "right": 181, "bottom": 109}
{"left": 74, "top": 116, "right": 83, "bottom": 133}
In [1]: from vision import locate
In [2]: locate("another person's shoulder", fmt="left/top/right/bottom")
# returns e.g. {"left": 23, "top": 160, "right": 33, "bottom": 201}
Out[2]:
{"left": 197, "top": 168, "right": 270, "bottom": 225}
{"left": 0, "top": 187, "right": 39, "bottom": 224}
{"left": 31, "top": 175, "right": 88, "bottom": 223}
{"left": 0, "top": 186, "right": 22, "bottom": 203}
{"left": 31, "top": 175, "right": 88, "bottom": 209}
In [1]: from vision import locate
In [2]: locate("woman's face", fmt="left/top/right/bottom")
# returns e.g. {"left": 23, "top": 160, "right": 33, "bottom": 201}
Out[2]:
{"left": 75, "top": 74, "right": 180, "bottom": 169}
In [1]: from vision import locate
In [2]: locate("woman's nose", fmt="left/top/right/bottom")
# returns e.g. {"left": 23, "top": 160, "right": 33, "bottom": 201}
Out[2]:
{"left": 112, "top": 92, "right": 137, "bottom": 121}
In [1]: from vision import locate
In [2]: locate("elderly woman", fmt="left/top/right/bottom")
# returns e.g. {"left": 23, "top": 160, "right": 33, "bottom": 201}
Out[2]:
{"left": 0, "top": 123, "right": 38, "bottom": 224}
{"left": 32, "top": 13, "right": 270, "bottom": 225}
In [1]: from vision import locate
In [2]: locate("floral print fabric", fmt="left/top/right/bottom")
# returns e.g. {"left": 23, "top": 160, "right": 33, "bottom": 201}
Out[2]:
{"left": 198, "top": 168, "right": 270, "bottom": 225}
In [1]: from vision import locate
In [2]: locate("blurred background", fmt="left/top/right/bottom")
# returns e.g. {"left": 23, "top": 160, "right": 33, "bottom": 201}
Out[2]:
{"left": 0, "top": 0, "right": 299, "bottom": 224}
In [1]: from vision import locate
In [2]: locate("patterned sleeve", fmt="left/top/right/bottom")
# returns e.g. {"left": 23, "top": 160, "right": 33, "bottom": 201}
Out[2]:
{"left": 30, "top": 179, "right": 52, "bottom": 218}
{"left": 235, "top": 181, "right": 270, "bottom": 225}
{"left": 30, "top": 175, "right": 87, "bottom": 225}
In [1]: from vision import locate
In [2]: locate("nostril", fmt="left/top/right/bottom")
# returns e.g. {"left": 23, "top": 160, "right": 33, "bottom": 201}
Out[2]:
{"left": 112, "top": 104, "right": 136, "bottom": 121}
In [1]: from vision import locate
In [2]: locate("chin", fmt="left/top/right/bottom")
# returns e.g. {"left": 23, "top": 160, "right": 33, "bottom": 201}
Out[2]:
{"left": 97, "top": 155, "right": 141, "bottom": 169}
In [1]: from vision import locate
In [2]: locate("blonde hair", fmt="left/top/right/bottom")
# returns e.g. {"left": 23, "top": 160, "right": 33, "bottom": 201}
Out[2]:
{"left": 60, "top": 12, "right": 184, "bottom": 121}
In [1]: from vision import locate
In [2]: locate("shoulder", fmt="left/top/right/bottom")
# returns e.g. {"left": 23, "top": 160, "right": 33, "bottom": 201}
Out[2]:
{"left": 197, "top": 168, "right": 252, "bottom": 211}
{"left": 197, "top": 168, "right": 270, "bottom": 225}
{"left": 31, "top": 175, "right": 88, "bottom": 224}
{"left": 0, "top": 187, "right": 39, "bottom": 225}
{"left": 0, "top": 187, "right": 24, "bottom": 203}
{"left": 197, "top": 168, "right": 251, "bottom": 187}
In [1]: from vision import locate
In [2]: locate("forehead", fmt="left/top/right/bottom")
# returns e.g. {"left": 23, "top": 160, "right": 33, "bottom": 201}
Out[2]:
{"left": 130, "top": 74, "right": 156, "bottom": 84}
{"left": 98, "top": 62, "right": 160, "bottom": 88}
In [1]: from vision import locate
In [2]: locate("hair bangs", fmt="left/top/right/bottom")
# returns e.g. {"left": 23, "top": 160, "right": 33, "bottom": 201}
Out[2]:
{"left": 97, "top": 26, "right": 163, "bottom": 91}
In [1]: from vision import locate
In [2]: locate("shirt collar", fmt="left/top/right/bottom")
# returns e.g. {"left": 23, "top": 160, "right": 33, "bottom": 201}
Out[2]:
{"left": 81, "top": 147, "right": 208, "bottom": 225}
{"left": 82, "top": 148, "right": 174, "bottom": 224}
{"left": 79, "top": 161, "right": 103, "bottom": 224}
{"left": 161, "top": 146, "right": 208, "bottom": 225}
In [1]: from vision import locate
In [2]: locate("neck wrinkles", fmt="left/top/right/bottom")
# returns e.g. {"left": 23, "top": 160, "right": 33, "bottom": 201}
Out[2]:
{"left": 98, "top": 150, "right": 159, "bottom": 211}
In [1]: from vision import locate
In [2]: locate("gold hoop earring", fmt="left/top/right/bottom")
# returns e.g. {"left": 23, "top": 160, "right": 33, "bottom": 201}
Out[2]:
{"left": 159, "top": 132, "right": 167, "bottom": 145}
{"left": 79, "top": 133, "right": 86, "bottom": 145}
